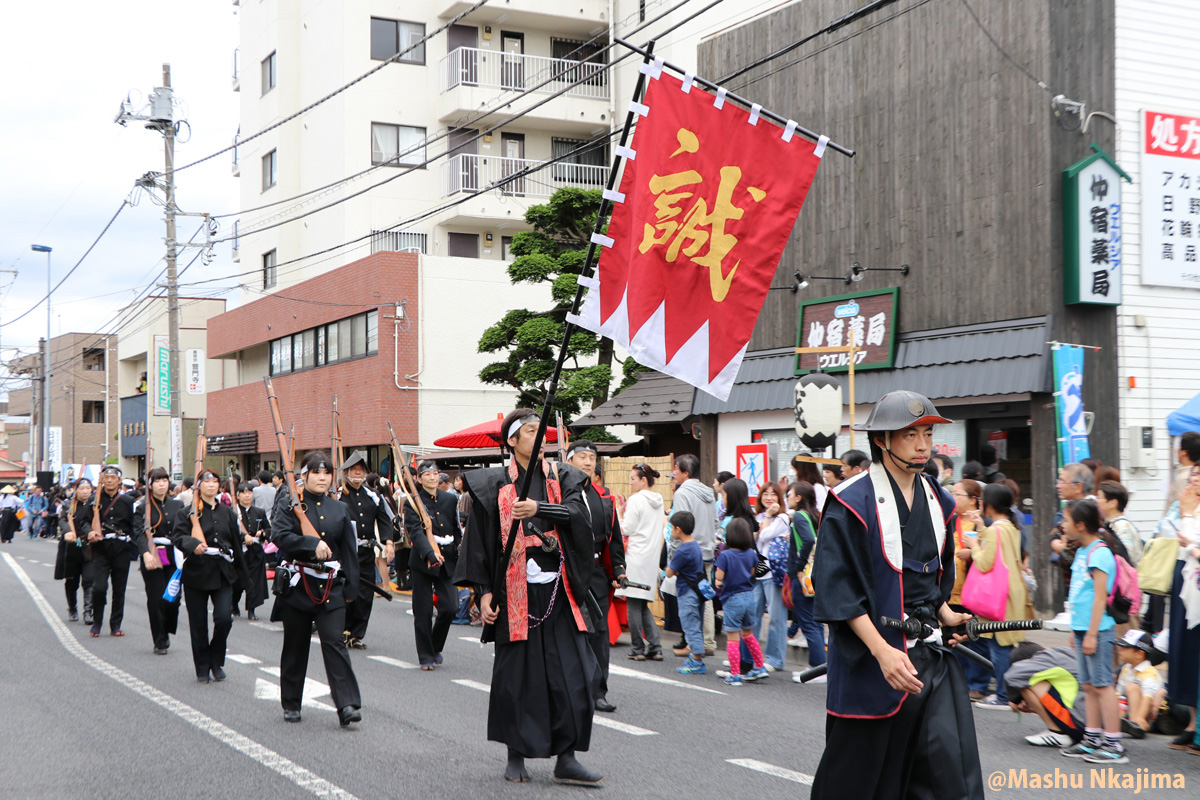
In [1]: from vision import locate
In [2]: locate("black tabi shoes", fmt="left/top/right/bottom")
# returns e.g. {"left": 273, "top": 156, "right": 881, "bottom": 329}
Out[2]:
{"left": 594, "top": 696, "right": 617, "bottom": 713}
{"left": 211, "top": 667, "right": 226, "bottom": 682}
{"left": 553, "top": 751, "right": 604, "bottom": 785}
{"left": 283, "top": 710, "right": 302, "bottom": 723}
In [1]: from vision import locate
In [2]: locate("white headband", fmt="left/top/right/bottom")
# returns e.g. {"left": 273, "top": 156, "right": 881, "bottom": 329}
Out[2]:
{"left": 507, "top": 416, "right": 540, "bottom": 441}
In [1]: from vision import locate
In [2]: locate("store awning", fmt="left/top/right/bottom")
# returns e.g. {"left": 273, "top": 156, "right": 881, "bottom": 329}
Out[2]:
{"left": 692, "top": 315, "right": 1053, "bottom": 415}
{"left": 571, "top": 370, "right": 696, "bottom": 429}
{"left": 206, "top": 431, "right": 259, "bottom": 455}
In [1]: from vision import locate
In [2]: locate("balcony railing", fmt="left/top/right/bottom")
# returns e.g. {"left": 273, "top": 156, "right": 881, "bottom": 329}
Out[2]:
{"left": 232, "top": 47, "right": 240, "bottom": 91}
{"left": 442, "top": 153, "right": 606, "bottom": 199}
{"left": 440, "top": 47, "right": 608, "bottom": 101}
{"left": 231, "top": 126, "right": 240, "bottom": 176}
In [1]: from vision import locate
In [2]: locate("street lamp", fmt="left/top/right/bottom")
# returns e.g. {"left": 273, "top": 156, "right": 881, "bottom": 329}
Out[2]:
{"left": 31, "top": 244, "right": 52, "bottom": 473}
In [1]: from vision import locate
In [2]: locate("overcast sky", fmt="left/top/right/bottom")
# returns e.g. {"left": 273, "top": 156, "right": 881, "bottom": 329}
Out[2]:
{"left": 0, "top": 1, "right": 240, "bottom": 372}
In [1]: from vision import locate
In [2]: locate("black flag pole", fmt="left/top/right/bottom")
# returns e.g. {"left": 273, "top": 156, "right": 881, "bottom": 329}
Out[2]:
{"left": 485, "top": 41, "right": 660, "bottom": 635}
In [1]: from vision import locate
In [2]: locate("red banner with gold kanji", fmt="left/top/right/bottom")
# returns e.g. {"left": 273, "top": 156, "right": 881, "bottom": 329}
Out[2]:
{"left": 571, "top": 72, "right": 826, "bottom": 400}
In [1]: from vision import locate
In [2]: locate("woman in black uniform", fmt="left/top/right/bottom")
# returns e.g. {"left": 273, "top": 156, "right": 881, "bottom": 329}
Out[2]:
{"left": 54, "top": 478, "right": 95, "bottom": 623}
{"left": 455, "top": 409, "right": 602, "bottom": 784}
{"left": 270, "top": 452, "right": 362, "bottom": 727}
{"left": 232, "top": 483, "right": 270, "bottom": 621}
{"left": 172, "top": 468, "right": 248, "bottom": 683}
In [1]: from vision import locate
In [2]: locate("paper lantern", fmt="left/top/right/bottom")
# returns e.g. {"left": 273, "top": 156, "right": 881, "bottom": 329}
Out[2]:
{"left": 794, "top": 373, "right": 843, "bottom": 451}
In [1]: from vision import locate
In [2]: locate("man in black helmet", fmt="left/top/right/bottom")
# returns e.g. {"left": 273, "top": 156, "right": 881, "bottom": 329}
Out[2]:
{"left": 810, "top": 390, "right": 983, "bottom": 800}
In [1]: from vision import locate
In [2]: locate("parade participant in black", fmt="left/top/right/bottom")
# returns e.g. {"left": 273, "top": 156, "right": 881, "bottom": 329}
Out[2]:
{"left": 88, "top": 465, "right": 137, "bottom": 637}
{"left": 339, "top": 450, "right": 395, "bottom": 649}
{"left": 54, "top": 478, "right": 95, "bottom": 623}
{"left": 404, "top": 459, "right": 460, "bottom": 669}
{"left": 566, "top": 440, "right": 626, "bottom": 713}
{"left": 134, "top": 467, "right": 184, "bottom": 654}
{"left": 232, "top": 483, "right": 270, "bottom": 621}
{"left": 270, "top": 452, "right": 361, "bottom": 726}
{"left": 810, "top": 391, "right": 982, "bottom": 800}
{"left": 455, "top": 409, "right": 603, "bottom": 785}
{"left": 172, "top": 469, "right": 249, "bottom": 682}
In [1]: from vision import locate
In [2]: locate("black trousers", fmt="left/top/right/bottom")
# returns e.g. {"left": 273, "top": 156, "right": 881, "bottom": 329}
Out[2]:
{"left": 587, "top": 569, "right": 612, "bottom": 698}
{"left": 811, "top": 642, "right": 984, "bottom": 800}
{"left": 91, "top": 542, "right": 131, "bottom": 632}
{"left": 279, "top": 601, "right": 361, "bottom": 712}
{"left": 142, "top": 565, "right": 179, "bottom": 649}
{"left": 344, "top": 550, "right": 377, "bottom": 640}
{"left": 65, "top": 559, "right": 94, "bottom": 611}
{"left": 184, "top": 583, "right": 233, "bottom": 678}
{"left": 411, "top": 566, "right": 457, "bottom": 666}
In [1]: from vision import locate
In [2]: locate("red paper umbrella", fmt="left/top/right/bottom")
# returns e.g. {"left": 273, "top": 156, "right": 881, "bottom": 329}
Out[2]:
{"left": 432, "top": 414, "right": 558, "bottom": 449}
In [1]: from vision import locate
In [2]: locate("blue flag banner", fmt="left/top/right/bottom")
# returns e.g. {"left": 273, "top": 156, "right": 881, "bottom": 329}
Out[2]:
{"left": 1052, "top": 345, "right": 1091, "bottom": 466}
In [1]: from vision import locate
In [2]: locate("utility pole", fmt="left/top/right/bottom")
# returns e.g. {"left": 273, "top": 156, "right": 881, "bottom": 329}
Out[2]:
{"left": 116, "top": 64, "right": 210, "bottom": 480}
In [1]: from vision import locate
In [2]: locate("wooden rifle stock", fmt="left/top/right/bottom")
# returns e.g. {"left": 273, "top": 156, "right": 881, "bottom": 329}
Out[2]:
{"left": 387, "top": 423, "right": 441, "bottom": 565}
{"left": 263, "top": 378, "right": 321, "bottom": 541}
{"left": 332, "top": 395, "right": 343, "bottom": 497}
{"left": 143, "top": 441, "right": 162, "bottom": 567}
{"left": 191, "top": 422, "right": 207, "bottom": 544}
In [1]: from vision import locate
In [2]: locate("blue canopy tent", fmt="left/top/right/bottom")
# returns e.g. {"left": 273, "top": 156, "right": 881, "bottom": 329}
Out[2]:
{"left": 1167, "top": 393, "right": 1200, "bottom": 436}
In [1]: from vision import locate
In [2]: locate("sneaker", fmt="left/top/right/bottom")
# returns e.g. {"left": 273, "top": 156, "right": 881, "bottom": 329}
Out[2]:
{"left": 676, "top": 658, "right": 706, "bottom": 675}
{"left": 1060, "top": 740, "right": 1098, "bottom": 758}
{"left": 1025, "top": 729, "right": 1073, "bottom": 747}
{"left": 646, "top": 650, "right": 663, "bottom": 661}
{"left": 715, "top": 669, "right": 733, "bottom": 679}
{"left": 764, "top": 663, "right": 778, "bottom": 672}
{"left": 1120, "top": 718, "right": 1146, "bottom": 739}
{"left": 1083, "top": 743, "right": 1129, "bottom": 765}
{"left": 969, "top": 690, "right": 987, "bottom": 702}
{"left": 724, "top": 674, "right": 743, "bottom": 687}
{"left": 787, "top": 636, "right": 808, "bottom": 648}
{"left": 1182, "top": 742, "right": 1200, "bottom": 756}
{"left": 673, "top": 646, "right": 691, "bottom": 657}
{"left": 744, "top": 666, "right": 770, "bottom": 682}
{"left": 974, "top": 694, "right": 1009, "bottom": 709}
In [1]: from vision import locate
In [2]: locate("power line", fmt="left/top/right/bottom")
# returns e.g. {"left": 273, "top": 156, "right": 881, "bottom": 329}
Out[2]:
{"left": 1, "top": 201, "right": 129, "bottom": 328}
{"left": 221, "top": 0, "right": 710, "bottom": 243}
{"left": 958, "top": 0, "right": 1050, "bottom": 94}
{"left": 173, "top": 0, "right": 493, "bottom": 174}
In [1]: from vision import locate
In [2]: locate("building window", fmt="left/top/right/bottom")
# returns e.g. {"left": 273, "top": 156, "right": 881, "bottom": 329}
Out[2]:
{"left": 261, "top": 51, "right": 276, "bottom": 95}
{"left": 371, "top": 123, "right": 425, "bottom": 167}
{"left": 448, "top": 232, "right": 480, "bottom": 258}
{"left": 551, "top": 38, "right": 607, "bottom": 87}
{"left": 370, "top": 229, "right": 428, "bottom": 254}
{"left": 268, "top": 310, "right": 379, "bottom": 376}
{"left": 262, "top": 249, "right": 277, "bottom": 289}
{"left": 262, "top": 149, "right": 277, "bottom": 191}
{"left": 82, "top": 347, "right": 105, "bottom": 371}
{"left": 371, "top": 18, "right": 425, "bottom": 64}
{"left": 552, "top": 137, "right": 607, "bottom": 183}
{"left": 82, "top": 401, "right": 105, "bottom": 424}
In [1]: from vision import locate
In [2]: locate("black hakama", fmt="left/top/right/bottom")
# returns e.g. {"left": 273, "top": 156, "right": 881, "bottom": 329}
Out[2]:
{"left": 812, "top": 642, "right": 982, "bottom": 800}
{"left": 490, "top": 581, "right": 600, "bottom": 757}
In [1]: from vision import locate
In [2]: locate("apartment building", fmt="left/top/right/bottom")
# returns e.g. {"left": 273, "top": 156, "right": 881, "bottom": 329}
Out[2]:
{"left": 7, "top": 333, "right": 118, "bottom": 472}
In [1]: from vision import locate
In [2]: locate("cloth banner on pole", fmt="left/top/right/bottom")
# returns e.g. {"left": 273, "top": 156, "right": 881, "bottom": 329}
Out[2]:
{"left": 1052, "top": 345, "right": 1091, "bottom": 467}
{"left": 571, "top": 72, "right": 826, "bottom": 400}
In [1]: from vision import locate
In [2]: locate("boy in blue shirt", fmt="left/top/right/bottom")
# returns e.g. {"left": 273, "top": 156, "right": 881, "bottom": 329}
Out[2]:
{"left": 666, "top": 511, "right": 706, "bottom": 675}
{"left": 1060, "top": 498, "right": 1126, "bottom": 764}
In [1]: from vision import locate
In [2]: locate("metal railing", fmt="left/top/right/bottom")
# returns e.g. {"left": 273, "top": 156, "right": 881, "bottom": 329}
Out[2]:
{"left": 231, "top": 126, "right": 240, "bottom": 175}
{"left": 441, "top": 153, "right": 606, "bottom": 199}
{"left": 371, "top": 230, "right": 428, "bottom": 254}
{"left": 440, "top": 47, "right": 608, "bottom": 100}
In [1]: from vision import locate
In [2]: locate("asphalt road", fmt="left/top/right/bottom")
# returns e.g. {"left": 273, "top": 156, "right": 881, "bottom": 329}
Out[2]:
{"left": 1, "top": 536, "right": 1196, "bottom": 799}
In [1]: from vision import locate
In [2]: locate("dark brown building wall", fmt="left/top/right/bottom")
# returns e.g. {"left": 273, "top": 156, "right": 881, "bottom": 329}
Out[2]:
{"left": 205, "top": 252, "right": 419, "bottom": 450}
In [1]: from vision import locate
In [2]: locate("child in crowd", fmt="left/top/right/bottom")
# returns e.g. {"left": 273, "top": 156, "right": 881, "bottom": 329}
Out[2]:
{"left": 713, "top": 518, "right": 768, "bottom": 686}
{"left": 1004, "top": 641, "right": 1085, "bottom": 748}
{"left": 1060, "top": 498, "right": 1127, "bottom": 764}
{"left": 666, "top": 512, "right": 706, "bottom": 675}
{"left": 1114, "top": 631, "right": 1167, "bottom": 739}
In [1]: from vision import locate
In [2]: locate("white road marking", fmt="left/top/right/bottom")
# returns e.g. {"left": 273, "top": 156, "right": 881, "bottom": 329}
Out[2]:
{"left": 226, "top": 654, "right": 262, "bottom": 665}
{"left": 249, "top": 621, "right": 282, "bottom": 632}
{"left": 726, "top": 759, "right": 814, "bottom": 786}
{"left": 453, "top": 679, "right": 658, "bottom": 736}
{"left": 367, "top": 655, "right": 418, "bottom": 669}
{"left": 593, "top": 717, "right": 658, "bottom": 736}
{"left": 2, "top": 553, "right": 359, "bottom": 800}
{"left": 608, "top": 664, "right": 726, "bottom": 696}
{"left": 28, "top": 560, "right": 40, "bottom": 564}
{"left": 458, "top": 636, "right": 486, "bottom": 644}
{"left": 253, "top": 677, "right": 335, "bottom": 711}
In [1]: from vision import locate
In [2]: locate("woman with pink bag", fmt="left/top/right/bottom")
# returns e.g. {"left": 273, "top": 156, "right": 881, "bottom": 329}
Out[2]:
{"left": 957, "top": 482, "right": 1028, "bottom": 709}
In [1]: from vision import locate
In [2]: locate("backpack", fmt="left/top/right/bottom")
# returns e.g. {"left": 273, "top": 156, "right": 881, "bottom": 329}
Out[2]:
{"left": 1087, "top": 542, "right": 1140, "bottom": 624}
{"left": 766, "top": 518, "right": 791, "bottom": 587}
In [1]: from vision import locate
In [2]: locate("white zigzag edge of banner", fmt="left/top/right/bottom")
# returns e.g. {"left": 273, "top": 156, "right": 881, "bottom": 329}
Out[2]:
{"left": 570, "top": 283, "right": 746, "bottom": 402}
